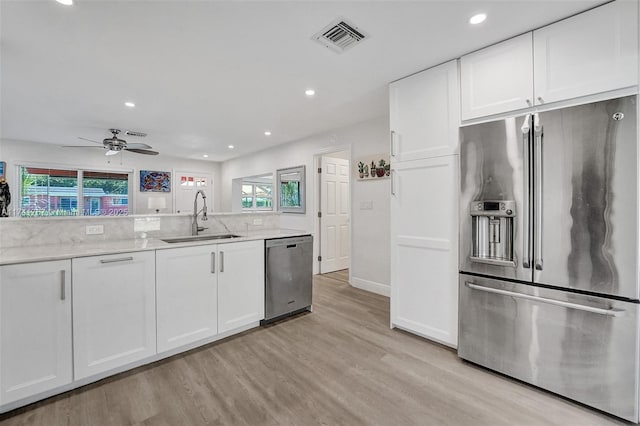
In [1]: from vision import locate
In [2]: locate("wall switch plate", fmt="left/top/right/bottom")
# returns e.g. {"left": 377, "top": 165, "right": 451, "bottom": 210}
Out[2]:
{"left": 360, "top": 201, "right": 373, "bottom": 210}
{"left": 253, "top": 218, "right": 263, "bottom": 226}
{"left": 86, "top": 224, "right": 104, "bottom": 235}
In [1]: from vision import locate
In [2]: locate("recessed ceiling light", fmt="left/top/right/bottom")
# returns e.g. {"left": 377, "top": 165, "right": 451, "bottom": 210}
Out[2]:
{"left": 203, "top": 154, "right": 209, "bottom": 158}
{"left": 124, "top": 101, "right": 135, "bottom": 108}
{"left": 228, "top": 145, "right": 235, "bottom": 149}
{"left": 469, "top": 13, "right": 487, "bottom": 25}
{"left": 305, "top": 89, "right": 316, "bottom": 97}
{"left": 56, "top": 0, "right": 73, "bottom": 5}
{"left": 264, "top": 131, "right": 271, "bottom": 136}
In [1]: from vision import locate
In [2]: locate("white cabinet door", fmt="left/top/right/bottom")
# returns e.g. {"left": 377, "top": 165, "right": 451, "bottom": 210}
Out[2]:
{"left": 72, "top": 251, "right": 156, "bottom": 380}
{"left": 390, "top": 59, "right": 460, "bottom": 161}
{"left": 156, "top": 245, "right": 218, "bottom": 353}
{"left": 390, "top": 156, "right": 459, "bottom": 347}
{"left": 534, "top": 0, "right": 638, "bottom": 105}
{"left": 0, "top": 260, "right": 72, "bottom": 405}
{"left": 217, "top": 240, "right": 265, "bottom": 333}
{"left": 460, "top": 33, "right": 534, "bottom": 120}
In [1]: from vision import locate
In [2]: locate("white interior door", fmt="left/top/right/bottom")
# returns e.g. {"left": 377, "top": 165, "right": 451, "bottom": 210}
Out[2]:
{"left": 173, "top": 170, "right": 213, "bottom": 214}
{"left": 320, "top": 156, "right": 350, "bottom": 273}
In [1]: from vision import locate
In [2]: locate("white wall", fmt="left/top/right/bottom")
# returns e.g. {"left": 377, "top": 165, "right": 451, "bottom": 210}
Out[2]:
{"left": 0, "top": 139, "right": 221, "bottom": 214}
{"left": 220, "top": 116, "right": 391, "bottom": 295}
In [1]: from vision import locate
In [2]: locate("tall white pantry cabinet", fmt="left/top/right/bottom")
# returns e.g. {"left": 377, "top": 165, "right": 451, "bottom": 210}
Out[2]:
{"left": 389, "top": 59, "right": 460, "bottom": 348}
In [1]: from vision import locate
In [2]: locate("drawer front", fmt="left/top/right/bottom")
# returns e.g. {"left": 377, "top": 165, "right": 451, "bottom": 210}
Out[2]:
{"left": 458, "top": 274, "right": 639, "bottom": 422}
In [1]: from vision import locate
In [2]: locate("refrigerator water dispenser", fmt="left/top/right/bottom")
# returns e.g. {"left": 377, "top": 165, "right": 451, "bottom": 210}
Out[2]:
{"left": 470, "top": 200, "right": 516, "bottom": 267}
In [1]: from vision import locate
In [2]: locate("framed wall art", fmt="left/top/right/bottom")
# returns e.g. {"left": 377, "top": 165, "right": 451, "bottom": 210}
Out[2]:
{"left": 140, "top": 170, "right": 171, "bottom": 192}
{"left": 356, "top": 154, "right": 390, "bottom": 180}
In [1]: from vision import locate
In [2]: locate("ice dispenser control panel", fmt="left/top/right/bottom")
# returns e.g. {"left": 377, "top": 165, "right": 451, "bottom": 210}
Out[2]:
{"left": 470, "top": 200, "right": 516, "bottom": 267}
{"left": 470, "top": 200, "right": 516, "bottom": 217}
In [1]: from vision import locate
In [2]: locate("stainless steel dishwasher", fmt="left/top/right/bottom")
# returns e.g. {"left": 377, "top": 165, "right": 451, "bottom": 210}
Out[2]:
{"left": 263, "top": 235, "right": 313, "bottom": 324}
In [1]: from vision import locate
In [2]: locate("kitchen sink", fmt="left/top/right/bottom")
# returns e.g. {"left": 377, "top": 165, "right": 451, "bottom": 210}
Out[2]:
{"left": 161, "top": 234, "right": 240, "bottom": 243}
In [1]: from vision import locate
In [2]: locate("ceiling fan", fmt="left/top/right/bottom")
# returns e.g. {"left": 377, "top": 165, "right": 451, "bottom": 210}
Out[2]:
{"left": 65, "top": 128, "right": 159, "bottom": 156}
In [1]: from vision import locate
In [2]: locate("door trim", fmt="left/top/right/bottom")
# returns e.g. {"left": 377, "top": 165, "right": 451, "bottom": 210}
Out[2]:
{"left": 313, "top": 145, "right": 352, "bottom": 278}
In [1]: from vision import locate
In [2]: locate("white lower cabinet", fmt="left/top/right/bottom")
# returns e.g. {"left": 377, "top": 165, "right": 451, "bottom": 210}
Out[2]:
{"left": 0, "top": 260, "right": 72, "bottom": 405}
{"left": 156, "top": 239, "right": 265, "bottom": 351}
{"left": 72, "top": 251, "right": 156, "bottom": 380}
{"left": 0, "top": 239, "right": 266, "bottom": 411}
{"left": 217, "top": 240, "right": 264, "bottom": 333}
{"left": 390, "top": 155, "right": 459, "bottom": 347}
{"left": 156, "top": 244, "right": 219, "bottom": 352}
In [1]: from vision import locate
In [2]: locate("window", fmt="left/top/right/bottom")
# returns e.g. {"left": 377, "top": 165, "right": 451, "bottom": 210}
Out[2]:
{"left": 83, "top": 171, "right": 129, "bottom": 216}
{"left": 112, "top": 197, "right": 128, "bottom": 205}
{"left": 277, "top": 165, "right": 306, "bottom": 214}
{"left": 59, "top": 198, "right": 78, "bottom": 211}
{"left": 19, "top": 166, "right": 130, "bottom": 217}
{"left": 20, "top": 167, "right": 78, "bottom": 216}
{"left": 242, "top": 182, "right": 273, "bottom": 210}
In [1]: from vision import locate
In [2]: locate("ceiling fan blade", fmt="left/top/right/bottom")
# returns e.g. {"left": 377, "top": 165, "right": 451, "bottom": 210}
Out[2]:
{"left": 77, "top": 137, "right": 103, "bottom": 144}
{"left": 124, "top": 130, "right": 147, "bottom": 138}
{"left": 62, "top": 145, "right": 105, "bottom": 148}
{"left": 126, "top": 148, "right": 159, "bottom": 155}
{"left": 125, "top": 142, "right": 152, "bottom": 149}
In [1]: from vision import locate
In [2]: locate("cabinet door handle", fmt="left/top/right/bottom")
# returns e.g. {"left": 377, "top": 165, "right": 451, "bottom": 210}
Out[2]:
{"left": 537, "top": 96, "right": 544, "bottom": 103}
{"left": 390, "top": 130, "right": 396, "bottom": 157}
{"left": 219, "top": 251, "right": 224, "bottom": 273}
{"left": 100, "top": 256, "right": 134, "bottom": 264}
{"left": 390, "top": 169, "right": 396, "bottom": 196}
{"left": 211, "top": 252, "right": 216, "bottom": 274}
{"left": 526, "top": 99, "right": 532, "bottom": 106}
{"left": 60, "top": 270, "right": 66, "bottom": 301}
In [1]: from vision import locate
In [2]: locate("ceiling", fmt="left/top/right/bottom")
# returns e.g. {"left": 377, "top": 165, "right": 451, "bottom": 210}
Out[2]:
{"left": 1, "top": 0, "right": 604, "bottom": 162}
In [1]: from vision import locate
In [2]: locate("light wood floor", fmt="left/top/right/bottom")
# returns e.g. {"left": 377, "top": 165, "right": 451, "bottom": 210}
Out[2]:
{"left": 0, "top": 270, "right": 627, "bottom": 426}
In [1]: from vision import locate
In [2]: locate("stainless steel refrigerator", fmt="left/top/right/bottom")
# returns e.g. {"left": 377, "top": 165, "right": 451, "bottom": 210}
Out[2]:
{"left": 458, "top": 95, "right": 639, "bottom": 421}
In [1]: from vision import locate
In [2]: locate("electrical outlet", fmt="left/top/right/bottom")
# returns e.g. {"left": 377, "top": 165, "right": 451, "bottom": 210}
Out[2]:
{"left": 253, "top": 218, "right": 263, "bottom": 226}
{"left": 86, "top": 224, "right": 104, "bottom": 235}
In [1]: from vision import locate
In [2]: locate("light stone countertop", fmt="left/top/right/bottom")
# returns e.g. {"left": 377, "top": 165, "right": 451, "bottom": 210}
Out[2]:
{"left": 0, "top": 228, "right": 311, "bottom": 266}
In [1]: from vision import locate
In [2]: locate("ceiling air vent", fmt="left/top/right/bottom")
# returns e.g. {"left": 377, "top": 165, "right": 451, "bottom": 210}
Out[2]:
{"left": 312, "top": 18, "right": 369, "bottom": 53}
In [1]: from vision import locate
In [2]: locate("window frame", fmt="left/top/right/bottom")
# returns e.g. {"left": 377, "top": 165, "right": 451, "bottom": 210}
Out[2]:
{"left": 16, "top": 163, "right": 133, "bottom": 217}
{"left": 276, "top": 165, "right": 306, "bottom": 214}
{"left": 241, "top": 181, "right": 273, "bottom": 211}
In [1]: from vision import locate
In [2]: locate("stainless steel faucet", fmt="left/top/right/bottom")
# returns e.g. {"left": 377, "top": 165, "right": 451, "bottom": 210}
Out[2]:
{"left": 192, "top": 190, "right": 208, "bottom": 236}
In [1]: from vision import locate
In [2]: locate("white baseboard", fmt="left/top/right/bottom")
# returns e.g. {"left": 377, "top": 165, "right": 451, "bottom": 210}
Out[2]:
{"left": 350, "top": 277, "right": 390, "bottom": 297}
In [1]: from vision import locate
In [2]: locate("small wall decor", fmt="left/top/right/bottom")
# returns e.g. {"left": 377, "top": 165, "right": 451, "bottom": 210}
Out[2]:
{"left": 356, "top": 154, "right": 390, "bottom": 180}
{"left": 140, "top": 170, "right": 171, "bottom": 192}
{"left": 0, "top": 161, "right": 5, "bottom": 179}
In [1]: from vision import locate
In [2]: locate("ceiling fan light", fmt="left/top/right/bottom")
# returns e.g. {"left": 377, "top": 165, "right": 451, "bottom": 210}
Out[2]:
{"left": 56, "top": 0, "right": 73, "bottom": 5}
{"left": 105, "top": 150, "right": 120, "bottom": 156}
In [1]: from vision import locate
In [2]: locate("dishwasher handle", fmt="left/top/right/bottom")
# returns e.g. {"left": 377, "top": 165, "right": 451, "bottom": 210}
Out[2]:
{"left": 265, "top": 235, "right": 313, "bottom": 248}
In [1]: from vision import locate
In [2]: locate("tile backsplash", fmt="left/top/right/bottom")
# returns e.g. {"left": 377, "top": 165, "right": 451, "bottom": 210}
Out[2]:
{"left": 0, "top": 212, "right": 280, "bottom": 249}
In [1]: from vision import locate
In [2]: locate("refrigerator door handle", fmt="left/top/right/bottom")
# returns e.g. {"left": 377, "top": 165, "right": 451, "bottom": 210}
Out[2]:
{"left": 534, "top": 113, "right": 543, "bottom": 271}
{"left": 521, "top": 114, "right": 531, "bottom": 269}
{"left": 465, "top": 282, "right": 625, "bottom": 317}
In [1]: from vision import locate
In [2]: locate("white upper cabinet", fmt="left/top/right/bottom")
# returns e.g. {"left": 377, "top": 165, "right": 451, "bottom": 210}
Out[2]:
{"left": 390, "top": 59, "right": 460, "bottom": 161}
{"left": 461, "top": 1, "right": 639, "bottom": 120}
{"left": 0, "top": 260, "right": 72, "bottom": 405}
{"left": 533, "top": 0, "right": 638, "bottom": 105}
{"left": 460, "top": 33, "right": 534, "bottom": 120}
